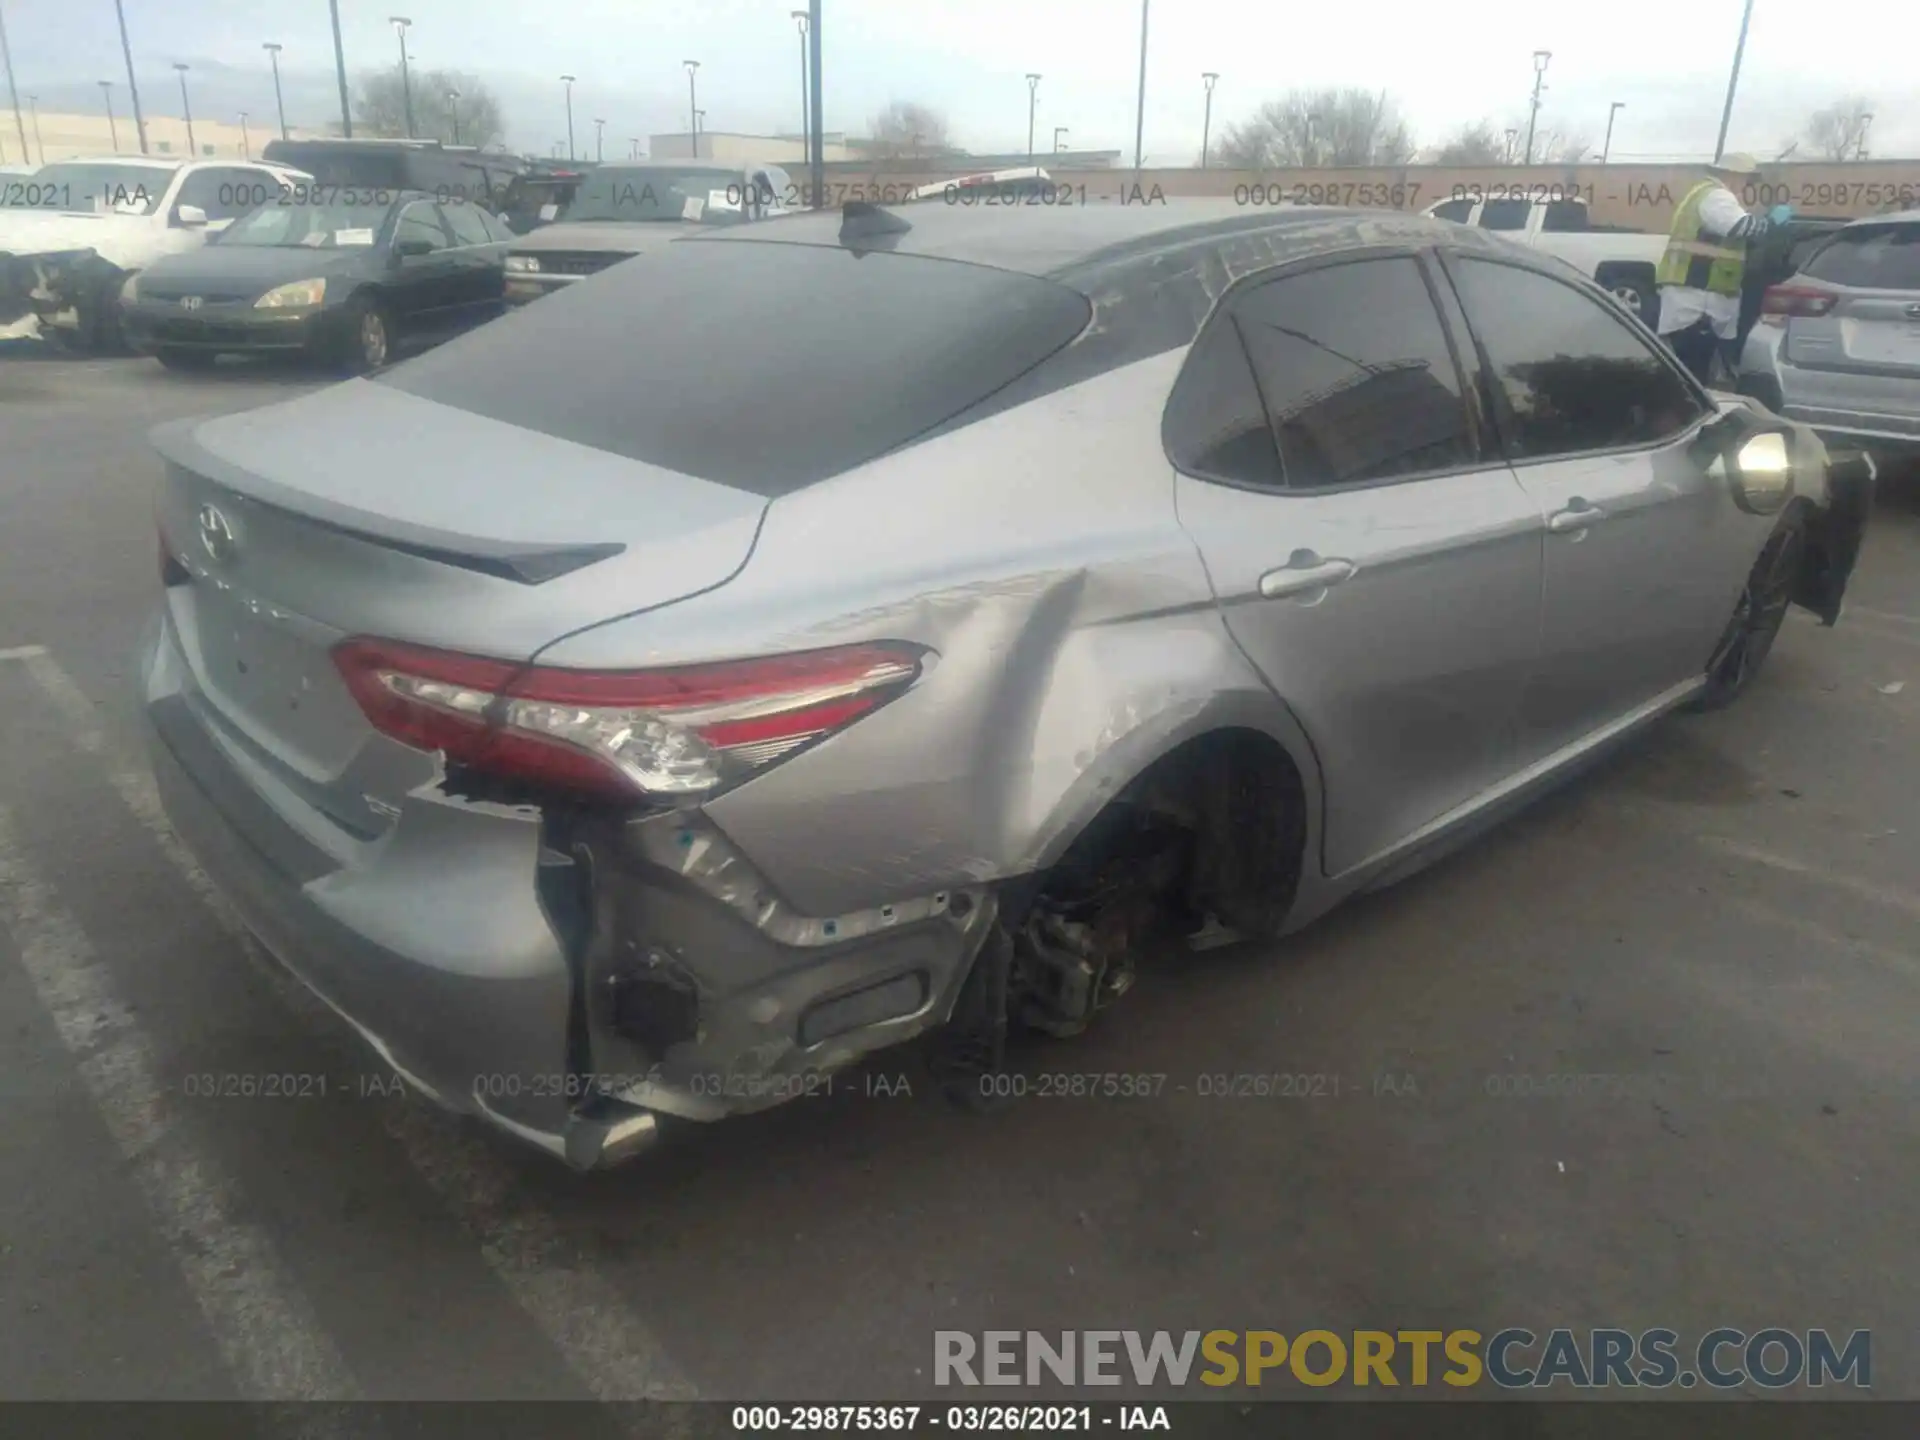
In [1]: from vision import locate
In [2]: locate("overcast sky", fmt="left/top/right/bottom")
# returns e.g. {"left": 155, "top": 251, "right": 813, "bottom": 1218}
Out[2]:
{"left": 4, "top": 0, "right": 1916, "bottom": 163}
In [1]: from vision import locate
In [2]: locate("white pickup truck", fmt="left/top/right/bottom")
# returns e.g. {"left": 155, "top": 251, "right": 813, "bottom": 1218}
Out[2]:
{"left": 1423, "top": 193, "right": 1667, "bottom": 322}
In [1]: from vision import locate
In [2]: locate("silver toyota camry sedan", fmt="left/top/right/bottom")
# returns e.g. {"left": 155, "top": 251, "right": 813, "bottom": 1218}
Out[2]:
{"left": 139, "top": 199, "right": 1874, "bottom": 1168}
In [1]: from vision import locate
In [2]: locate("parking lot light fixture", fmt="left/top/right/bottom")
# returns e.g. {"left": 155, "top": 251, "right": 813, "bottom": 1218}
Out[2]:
{"left": 560, "top": 74, "right": 576, "bottom": 161}
{"left": 1712, "top": 0, "right": 1754, "bottom": 165}
{"left": 446, "top": 88, "right": 460, "bottom": 144}
{"left": 1603, "top": 100, "right": 1624, "bottom": 163}
{"left": 173, "top": 63, "right": 197, "bottom": 157}
{"left": 0, "top": 2, "right": 26, "bottom": 164}
{"left": 238, "top": 109, "right": 250, "bottom": 158}
{"left": 1132, "top": 0, "right": 1149, "bottom": 172}
{"left": 1200, "top": 71, "right": 1219, "bottom": 167}
{"left": 1523, "top": 49, "right": 1550, "bottom": 166}
{"left": 683, "top": 60, "right": 700, "bottom": 158}
{"left": 100, "top": 80, "right": 120, "bottom": 151}
{"left": 1856, "top": 113, "right": 1872, "bottom": 162}
{"left": 1054, "top": 125, "right": 1068, "bottom": 154}
{"left": 390, "top": 17, "right": 415, "bottom": 138}
{"left": 263, "top": 43, "right": 288, "bottom": 141}
{"left": 1026, "top": 73, "right": 1041, "bottom": 164}
{"left": 791, "top": 12, "right": 809, "bottom": 165}
{"left": 593, "top": 116, "right": 605, "bottom": 162}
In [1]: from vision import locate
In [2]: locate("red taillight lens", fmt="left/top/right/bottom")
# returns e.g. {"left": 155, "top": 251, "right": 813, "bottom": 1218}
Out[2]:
{"left": 331, "top": 637, "right": 925, "bottom": 800}
{"left": 1761, "top": 284, "right": 1839, "bottom": 320}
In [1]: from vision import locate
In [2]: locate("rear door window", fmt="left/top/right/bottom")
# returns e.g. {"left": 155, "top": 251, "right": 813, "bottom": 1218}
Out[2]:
{"left": 1429, "top": 199, "right": 1475, "bottom": 223}
{"left": 1479, "top": 198, "right": 1531, "bottom": 231}
{"left": 1801, "top": 223, "right": 1920, "bottom": 290}
{"left": 377, "top": 239, "right": 1092, "bottom": 495}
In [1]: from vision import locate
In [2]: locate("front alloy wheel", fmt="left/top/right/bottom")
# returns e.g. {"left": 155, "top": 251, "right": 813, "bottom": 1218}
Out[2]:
{"left": 1692, "top": 516, "right": 1805, "bottom": 711}
{"left": 358, "top": 307, "right": 390, "bottom": 369}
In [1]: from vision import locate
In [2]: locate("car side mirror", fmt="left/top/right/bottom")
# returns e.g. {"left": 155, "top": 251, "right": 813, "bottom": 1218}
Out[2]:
{"left": 394, "top": 237, "right": 437, "bottom": 260}
{"left": 1693, "top": 407, "right": 1795, "bottom": 516}
{"left": 174, "top": 203, "right": 209, "bottom": 228}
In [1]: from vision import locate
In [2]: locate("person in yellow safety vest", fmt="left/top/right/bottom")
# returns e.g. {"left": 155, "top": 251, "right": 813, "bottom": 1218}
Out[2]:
{"left": 1655, "top": 152, "right": 1789, "bottom": 385}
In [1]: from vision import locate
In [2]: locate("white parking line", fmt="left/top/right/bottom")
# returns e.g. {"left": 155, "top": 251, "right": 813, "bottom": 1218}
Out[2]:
{"left": 0, "top": 804, "right": 360, "bottom": 1401}
{"left": 1719, "top": 894, "right": 1920, "bottom": 980}
{"left": 2, "top": 642, "right": 698, "bottom": 1405}
{"left": 1696, "top": 835, "right": 1920, "bottom": 924}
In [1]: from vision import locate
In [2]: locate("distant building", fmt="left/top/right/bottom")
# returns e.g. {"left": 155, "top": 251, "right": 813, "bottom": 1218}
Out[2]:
{"left": 644, "top": 129, "right": 1121, "bottom": 173}
{"left": 648, "top": 130, "right": 858, "bottom": 165}
{"left": 9, "top": 110, "right": 329, "bottom": 165}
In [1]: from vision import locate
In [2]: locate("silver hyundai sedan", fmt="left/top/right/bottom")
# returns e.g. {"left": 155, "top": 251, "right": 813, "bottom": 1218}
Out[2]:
{"left": 139, "top": 200, "right": 1873, "bottom": 1168}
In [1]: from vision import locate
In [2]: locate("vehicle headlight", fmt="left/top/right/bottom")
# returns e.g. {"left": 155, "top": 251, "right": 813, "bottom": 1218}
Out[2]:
{"left": 504, "top": 254, "right": 541, "bottom": 273}
{"left": 119, "top": 273, "right": 139, "bottom": 305}
{"left": 254, "top": 278, "right": 326, "bottom": 309}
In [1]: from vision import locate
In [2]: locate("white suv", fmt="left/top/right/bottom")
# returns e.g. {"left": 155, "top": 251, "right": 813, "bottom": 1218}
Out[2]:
{"left": 0, "top": 155, "right": 309, "bottom": 353}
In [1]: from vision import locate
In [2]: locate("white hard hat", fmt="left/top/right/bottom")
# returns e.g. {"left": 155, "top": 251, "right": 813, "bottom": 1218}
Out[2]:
{"left": 1712, "top": 152, "right": 1761, "bottom": 176}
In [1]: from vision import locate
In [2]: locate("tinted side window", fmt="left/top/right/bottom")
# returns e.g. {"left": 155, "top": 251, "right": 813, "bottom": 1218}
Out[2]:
{"left": 174, "top": 168, "right": 252, "bottom": 221}
{"left": 1479, "top": 199, "right": 1531, "bottom": 231}
{"left": 1542, "top": 200, "right": 1588, "bottom": 232}
{"left": 442, "top": 199, "right": 493, "bottom": 247}
{"left": 1163, "top": 321, "right": 1284, "bottom": 488}
{"left": 1451, "top": 257, "right": 1707, "bottom": 460}
{"left": 1231, "top": 257, "right": 1476, "bottom": 489}
{"left": 1431, "top": 199, "right": 1474, "bottom": 223}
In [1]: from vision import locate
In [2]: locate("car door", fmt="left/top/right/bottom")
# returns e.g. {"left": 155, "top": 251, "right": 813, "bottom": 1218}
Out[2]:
{"left": 1170, "top": 251, "right": 1546, "bottom": 878}
{"left": 1776, "top": 217, "right": 1920, "bottom": 433}
{"left": 387, "top": 199, "right": 462, "bottom": 338}
{"left": 438, "top": 198, "right": 506, "bottom": 326}
{"left": 1440, "top": 252, "right": 1750, "bottom": 765}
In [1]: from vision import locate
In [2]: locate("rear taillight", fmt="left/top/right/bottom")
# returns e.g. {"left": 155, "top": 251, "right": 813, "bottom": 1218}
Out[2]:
{"left": 1760, "top": 284, "right": 1839, "bottom": 324}
{"left": 331, "top": 637, "right": 926, "bottom": 800}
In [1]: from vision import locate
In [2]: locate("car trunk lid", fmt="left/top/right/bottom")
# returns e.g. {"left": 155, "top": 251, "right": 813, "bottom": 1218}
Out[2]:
{"left": 153, "top": 380, "right": 768, "bottom": 823}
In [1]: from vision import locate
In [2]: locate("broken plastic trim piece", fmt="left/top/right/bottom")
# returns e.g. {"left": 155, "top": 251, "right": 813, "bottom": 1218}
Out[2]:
{"left": 839, "top": 200, "right": 913, "bottom": 251}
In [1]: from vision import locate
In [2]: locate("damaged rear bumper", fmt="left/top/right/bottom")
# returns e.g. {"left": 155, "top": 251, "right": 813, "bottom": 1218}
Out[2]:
{"left": 138, "top": 610, "right": 995, "bottom": 1169}
{"left": 0, "top": 247, "right": 108, "bottom": 330}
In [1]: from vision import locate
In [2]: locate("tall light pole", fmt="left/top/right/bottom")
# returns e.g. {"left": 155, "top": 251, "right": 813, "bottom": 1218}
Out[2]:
{"left": 1712, "top": 0, "right": 1754, "bottom": 165}
{"left": 100, "top": 80, "right": 120, "bottom": 151}
{"left": 238, "top": 110, "right": 250, "bottom": 157}
{"left": 26, "top": 93, "right": 42, "bottom": 164}
{"left": 1602, "top": 101, "right": 1625, "bottom": 163}
{"left": 263, "top": 43, "right": 288, "bottom": 141}
{"left": 109, "top": 0, "right": 149, "bottom": 153}
{"left": 174, "top": 63, "right": 197, "bottom": 157}
{"left": 1522, "top": 50, "right": 1550, "bottom": 165}
{"left": 1025, "top": 73, "right": 1041, "bottom": 164}
{"left": 695, "top": 109, "right": 705, "bottom": 154}
{"left": 807, "top": 0, "right": 822, "bottom": 208}
{"left": 1503, "top": 127, "right": 1518, "bottom": 164}
{"left": 683, "top": 60, "right": 700, "bottom": 158}
{"left": 629, "top": 136, "right": 640, "bottom": 159}
{"left": 0, "top": 3, "right": 26, "bottom": 164}
{"left": 1199, "top": 71, "right": 1218, "bottom": 167}
{"left": 1132, "top": 0, "right": 1149, "bottom": 172}
{"left": 390, "top": 18, "right": 415, "bottom": 137}
{"left": 559, "top": 74, "right": 576, "bottom": 160}
{"left": 446, "top": 88, "right": 460, "bottom": 143}
{"left": 1053, "top": 126, "right": 1068, "bottom": 154}
{"left": 327, "top": 0, "right": 351, "bottom": 137}
{"left": 1857, "top": 113, "right": 1873, "bottom": 162}
{"left": 593, "top": 117, "right": 605, "bottom": 162}
{"left": 791, "top": 11, "right": 809, "bottom": 165}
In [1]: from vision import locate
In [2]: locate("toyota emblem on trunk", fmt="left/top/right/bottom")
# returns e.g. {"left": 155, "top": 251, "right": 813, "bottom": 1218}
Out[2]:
{"left": 180, "top": 296, "right": 204, "bottom": 311}
{"left": 1906, "top": 302, "right": 1920, "bottom": 319}
{"left": 197, "top": 504, "right": 238, "bottom": 564}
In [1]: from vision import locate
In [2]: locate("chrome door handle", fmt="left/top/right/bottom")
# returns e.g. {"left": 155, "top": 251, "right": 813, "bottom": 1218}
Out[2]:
{"left": 1547, "top": 504, "right": 1607, "bottom": 533}
{"left": 1259, "top": 558, "right": 1356, "bottom": 598}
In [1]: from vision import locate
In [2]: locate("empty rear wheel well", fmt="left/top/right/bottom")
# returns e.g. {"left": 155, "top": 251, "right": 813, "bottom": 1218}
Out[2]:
{"left": 1015, "top": 727, "right": 1308, "bottom": 942}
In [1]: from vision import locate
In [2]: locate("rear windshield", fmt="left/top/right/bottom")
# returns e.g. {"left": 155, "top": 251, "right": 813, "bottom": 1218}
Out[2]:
{"left": 263, "top": 146, "right": 411, "bottom": 189}
{"left": 1802, "top": 223, "right": 1920, "bottom": 290}
{"left": 377, "top": 238, "right": 1091, "bottom": 495}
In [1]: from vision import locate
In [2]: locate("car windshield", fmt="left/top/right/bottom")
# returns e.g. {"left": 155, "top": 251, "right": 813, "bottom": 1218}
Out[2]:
{"left": 556, "top": 167, "right": 745, "bottom": 223}
{"left": 217, "top": 199, "right": 397, "bottom": 248}
{"left": 1802, "top": 223, "right": 1920, "bottom": 291}
{"left": 3, "top": 162, "right": 177, "bottom": 214}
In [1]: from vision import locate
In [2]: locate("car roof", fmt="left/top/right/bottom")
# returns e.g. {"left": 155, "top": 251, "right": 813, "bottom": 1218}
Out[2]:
{"left": 689, "top": 199, "right": 1533, "bottom": 286}
{"left": 1846, "top": 208, "right": 1920, "bottom": 226}
{"left": 51, "top": 155, "right": 182, "bottom": 168}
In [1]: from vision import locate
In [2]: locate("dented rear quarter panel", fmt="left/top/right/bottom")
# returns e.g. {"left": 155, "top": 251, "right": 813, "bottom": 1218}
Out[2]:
{"left": 537, "top": 348, "right": 1322, "bottom": 919}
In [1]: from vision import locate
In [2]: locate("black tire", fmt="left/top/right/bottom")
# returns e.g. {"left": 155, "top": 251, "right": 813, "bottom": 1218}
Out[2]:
{"left": 1689, "top": 512, "right": 1807, "bottom": 712}
{"left": 44, "top": 274, "right": 130, "bottom": 356}
{"left": 333, "top": 294, "right": 394, "bottom": 375}
{"left": 154, "top": 346, "right": 218, "bottom": 371}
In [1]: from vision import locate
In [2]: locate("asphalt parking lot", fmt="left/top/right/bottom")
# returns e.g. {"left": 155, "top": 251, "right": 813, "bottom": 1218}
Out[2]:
{"left": 1, "top": 342, "right": 1917, "bottom": 1409}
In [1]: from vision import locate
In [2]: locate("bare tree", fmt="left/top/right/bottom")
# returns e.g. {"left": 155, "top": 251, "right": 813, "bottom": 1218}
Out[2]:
{"left": 353, "top": 66, "right": 504, "bottom": 148}
{"left": 1214, "top": 87, "right": 1415, "bottom": 168}
{"left": 1429, "top": 120, "right": 1506, "bottom": 166}
{"left": 867, "top": 100, "right": 951, "bottom": 158}
{"left": 1802, "top": 96, "right": 1874, "bottom": 160}
{"left": 1543, "top": 132, "right": 1594, "bottom": 164}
